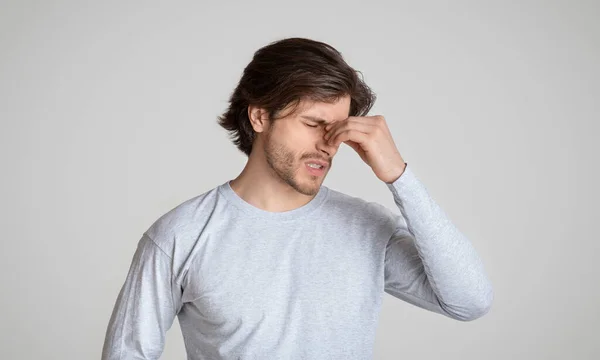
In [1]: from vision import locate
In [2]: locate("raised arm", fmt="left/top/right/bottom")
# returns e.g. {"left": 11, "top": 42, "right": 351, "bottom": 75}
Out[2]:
{"left": 383, "top": 164, "right": 494, "bottom": 321}
{"left": 102, "top": 233, "right": 182, "bottom": 359}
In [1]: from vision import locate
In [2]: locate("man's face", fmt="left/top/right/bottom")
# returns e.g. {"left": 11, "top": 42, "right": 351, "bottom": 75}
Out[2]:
{"left": 262, "top": 95, "right": 351, "bottom": 196}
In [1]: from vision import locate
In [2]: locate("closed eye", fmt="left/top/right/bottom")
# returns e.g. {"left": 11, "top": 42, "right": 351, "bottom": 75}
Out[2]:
{"left": 305, "top": 123, "right": 318, "bottom": 128}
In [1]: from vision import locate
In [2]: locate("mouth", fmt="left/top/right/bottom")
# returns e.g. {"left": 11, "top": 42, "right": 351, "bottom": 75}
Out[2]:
{"left": 304, "top": 160, "right": 328, "bottom": 176}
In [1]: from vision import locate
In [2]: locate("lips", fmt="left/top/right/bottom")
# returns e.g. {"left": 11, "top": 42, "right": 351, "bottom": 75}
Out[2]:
{"left": 304, "top": 159, "right": 328, "bottom": 169}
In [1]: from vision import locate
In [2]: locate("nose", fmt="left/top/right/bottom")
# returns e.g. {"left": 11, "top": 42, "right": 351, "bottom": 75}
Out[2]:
{"left": 316, "top": 132, "right": 338, "bottom": 158}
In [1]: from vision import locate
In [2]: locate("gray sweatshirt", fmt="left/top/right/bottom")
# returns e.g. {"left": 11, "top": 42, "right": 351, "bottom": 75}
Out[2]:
{"left": 101, "top": 163, "right": 494, "bottom": 359}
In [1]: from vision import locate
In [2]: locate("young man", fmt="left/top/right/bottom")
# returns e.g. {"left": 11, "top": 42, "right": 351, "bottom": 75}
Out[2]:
{"left": 102, "top": 37, "right": 493, "bottom": 359}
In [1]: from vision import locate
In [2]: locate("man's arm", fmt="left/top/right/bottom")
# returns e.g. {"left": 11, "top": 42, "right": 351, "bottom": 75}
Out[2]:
{"left": 102, "top": 233, "right": 182, "bottom": 359}
{"left": 383, "top": 163, "right": 494, "bottom": 321}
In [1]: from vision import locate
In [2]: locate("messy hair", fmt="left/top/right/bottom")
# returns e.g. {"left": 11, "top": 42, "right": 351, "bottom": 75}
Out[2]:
{"left": 217, "top": 37, "right": 376, "bottom": 156}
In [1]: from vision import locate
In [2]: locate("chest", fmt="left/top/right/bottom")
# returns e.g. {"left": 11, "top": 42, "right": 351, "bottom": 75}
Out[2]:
{"left": 179, "top": 223, "right": 386, "bottom": 331}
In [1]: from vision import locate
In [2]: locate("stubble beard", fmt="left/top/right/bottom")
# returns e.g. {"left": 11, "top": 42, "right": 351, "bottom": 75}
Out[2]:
{"left": 263, "top": 128, "right": 321, "bottom": 197}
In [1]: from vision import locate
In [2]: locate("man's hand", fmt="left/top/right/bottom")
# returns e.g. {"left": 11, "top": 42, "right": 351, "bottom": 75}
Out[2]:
{"left": 324, "top": 115, "right": 407, "bottom": 184}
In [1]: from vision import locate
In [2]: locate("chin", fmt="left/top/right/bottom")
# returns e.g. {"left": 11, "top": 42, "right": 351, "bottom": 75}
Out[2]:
{"left": 291, "top": 179, "right": 321, "bottom": 196}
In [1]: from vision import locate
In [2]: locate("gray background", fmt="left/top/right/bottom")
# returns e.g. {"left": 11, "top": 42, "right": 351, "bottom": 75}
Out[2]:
{"left": 1, "top": 1, "right": 598, "bottom": 359}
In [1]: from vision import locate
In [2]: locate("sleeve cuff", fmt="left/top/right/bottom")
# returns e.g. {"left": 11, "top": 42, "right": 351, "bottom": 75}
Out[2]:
{"left": 385, "top": 162, "right": 419, "bottom": 198}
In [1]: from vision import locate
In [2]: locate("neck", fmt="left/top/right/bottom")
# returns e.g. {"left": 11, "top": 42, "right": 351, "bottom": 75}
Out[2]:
{"left": 229, "top": 150, "right": 317, "bottom": 213}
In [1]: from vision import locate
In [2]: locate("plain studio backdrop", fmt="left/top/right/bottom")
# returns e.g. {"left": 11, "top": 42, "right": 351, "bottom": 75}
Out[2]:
{"left": 1, "top": 1, "right": 598, "bottom": 359}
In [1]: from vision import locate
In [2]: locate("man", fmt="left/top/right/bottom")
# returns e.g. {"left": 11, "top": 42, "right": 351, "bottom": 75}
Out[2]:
{"left": 102, "top": 37, "right": 493, "bottom": 359}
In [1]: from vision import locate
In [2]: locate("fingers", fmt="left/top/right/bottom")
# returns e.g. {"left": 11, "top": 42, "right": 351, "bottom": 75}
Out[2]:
{"left": 328, "top": 129, "right": 370, "bottom": 148}
{"left": 324, "top": 118, "right": 375, "bottom": 142}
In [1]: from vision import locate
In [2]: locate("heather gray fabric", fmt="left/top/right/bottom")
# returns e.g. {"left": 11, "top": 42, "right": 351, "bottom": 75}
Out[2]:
{"left": 101, "top": 163, "right": 493, "bottom": 359}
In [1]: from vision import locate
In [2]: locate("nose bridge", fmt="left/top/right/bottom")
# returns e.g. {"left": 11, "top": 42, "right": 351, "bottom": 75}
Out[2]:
{"left": 316, "top": 129, "right": 337, "bottom": 157}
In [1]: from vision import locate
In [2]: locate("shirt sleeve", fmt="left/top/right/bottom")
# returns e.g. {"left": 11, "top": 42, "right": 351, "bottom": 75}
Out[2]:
{"left": 383, "top": 163, "right": 494, "bottom": 321}
{"left": 101, "top": 233, "right": 183, "bottom": 359}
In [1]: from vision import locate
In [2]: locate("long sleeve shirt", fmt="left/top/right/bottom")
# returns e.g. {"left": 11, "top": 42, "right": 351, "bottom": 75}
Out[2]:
{"left": 101, "top": 163, "right": 494, "bottom": 359}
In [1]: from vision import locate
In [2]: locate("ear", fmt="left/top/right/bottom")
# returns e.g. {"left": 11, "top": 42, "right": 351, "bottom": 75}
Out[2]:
{"left": 248, "top": 105, "right": 270, "bottom": 133}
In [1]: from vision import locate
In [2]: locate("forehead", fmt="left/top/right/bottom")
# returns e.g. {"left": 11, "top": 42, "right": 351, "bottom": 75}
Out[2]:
{"left": 296, "top": 96, "right": 351, "bottom": 124}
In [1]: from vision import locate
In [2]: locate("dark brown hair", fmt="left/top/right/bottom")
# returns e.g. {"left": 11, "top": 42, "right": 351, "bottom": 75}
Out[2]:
{"left": 217, "top": 37, "right": 376, "bottom": 156}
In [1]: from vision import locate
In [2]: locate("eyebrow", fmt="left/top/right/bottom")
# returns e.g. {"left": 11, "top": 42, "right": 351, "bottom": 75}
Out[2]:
{"left": 300, "top": 115, "right": 331, "bottom": 124}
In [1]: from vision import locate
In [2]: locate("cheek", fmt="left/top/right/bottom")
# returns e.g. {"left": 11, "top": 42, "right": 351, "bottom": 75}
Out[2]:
{"left": 275, "top": 133, "right": 304, "bottom": 160}
{"left": 286, "top": 131, "right": 309, "bottom": 151}
{"left": 280, "top": 125, "right": 318, "bottom": 159}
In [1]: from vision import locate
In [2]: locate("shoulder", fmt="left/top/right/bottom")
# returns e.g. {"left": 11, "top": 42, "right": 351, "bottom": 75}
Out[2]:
{"left": 143, "top": 184, "right": 222, "bottom": 254}
{"left": 324, "top": 187, "right": 401, "bottom": 231}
